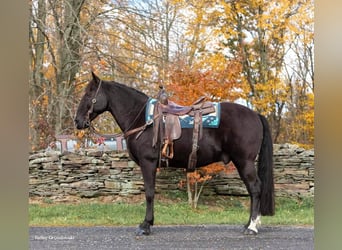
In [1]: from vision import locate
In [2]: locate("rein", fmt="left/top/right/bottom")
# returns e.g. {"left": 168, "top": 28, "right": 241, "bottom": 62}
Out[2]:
{"left": 124, "top": 119, "right": 153, "bottom": 139}
{"left": 124, "top": 100, "right": 153, "bottom": 139}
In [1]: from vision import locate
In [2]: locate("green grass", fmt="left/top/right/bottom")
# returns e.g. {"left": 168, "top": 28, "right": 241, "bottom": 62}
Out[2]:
{"left": 29, "top": 195, "right": 313, "bottom": 227}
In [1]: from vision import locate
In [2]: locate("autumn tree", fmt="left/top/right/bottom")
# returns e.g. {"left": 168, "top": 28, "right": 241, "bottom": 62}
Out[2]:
{"left": 171, "top": 0, "right": 314, "bottom": 146}
{"left": 29, "top": 0, "right": 118, "bottom": 150}
{"left": 281, "top": 0, "right": 314, "bottom": 145}
{"left": 29, "top": 0, "right": 48, "bottom": 149}
{"left": 86, "top": 0, "right": 185, "bottom": 91}
{"left": 29, "top": 0, "right": 314, "bottom": 150}
{"left": 206, "top": 0, "right": 311, "bottom": 143}
{"left": 179, "top": 162, "right": 235, "bottom": 209}
{"left": 29, "top": 0, "right": 90, "bottom": 150}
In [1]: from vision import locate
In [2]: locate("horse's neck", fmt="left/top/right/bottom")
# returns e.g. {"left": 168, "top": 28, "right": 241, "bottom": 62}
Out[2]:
{"left": 107, "top": 82, "right": 148, "bottom": 132}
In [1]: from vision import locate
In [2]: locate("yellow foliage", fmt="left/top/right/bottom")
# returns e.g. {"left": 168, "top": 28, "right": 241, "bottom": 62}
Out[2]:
{"left": 42, "top": 95, "right": 49, "bottom": 107}
{"left": 29, "top": 0, "right": 313, "bottom": 150}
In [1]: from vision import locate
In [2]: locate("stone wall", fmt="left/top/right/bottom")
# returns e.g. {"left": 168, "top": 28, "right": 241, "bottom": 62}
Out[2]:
{"left": 29, "top": 144, "right": 314, "bottom": 199}
{"left": 205, "top": 144, "right": 314, "bottom": 197}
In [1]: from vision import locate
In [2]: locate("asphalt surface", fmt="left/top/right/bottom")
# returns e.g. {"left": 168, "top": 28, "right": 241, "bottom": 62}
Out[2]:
{"left": 30, "top": 225, "right": 313, "bottom": 250}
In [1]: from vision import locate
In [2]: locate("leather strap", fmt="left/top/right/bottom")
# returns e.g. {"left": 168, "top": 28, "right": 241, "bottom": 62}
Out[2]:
{"left": 187, "top": 110, "right": 202, "bottom": 172}
{"left": 124, "top": 119, "right": 153, "bottom": 139}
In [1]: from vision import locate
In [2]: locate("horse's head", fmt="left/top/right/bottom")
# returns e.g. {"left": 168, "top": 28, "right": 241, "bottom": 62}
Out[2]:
{"left": 74, "top": 72, "right": 108, "bottom": 129}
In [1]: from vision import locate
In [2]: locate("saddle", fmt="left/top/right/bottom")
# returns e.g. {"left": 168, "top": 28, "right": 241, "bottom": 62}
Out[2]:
{"left": 152, "top": 87, "right": 216, "bottom": 172}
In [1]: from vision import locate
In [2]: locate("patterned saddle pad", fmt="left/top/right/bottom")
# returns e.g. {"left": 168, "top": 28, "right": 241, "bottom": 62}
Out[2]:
{"left": 145, "top": 98, "right": 221, "bottom": 128}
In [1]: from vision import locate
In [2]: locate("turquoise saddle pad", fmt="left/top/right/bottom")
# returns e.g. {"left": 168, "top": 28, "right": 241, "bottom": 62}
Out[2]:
{"left": 145, "top": 98, "right": 221, "bottom": 128}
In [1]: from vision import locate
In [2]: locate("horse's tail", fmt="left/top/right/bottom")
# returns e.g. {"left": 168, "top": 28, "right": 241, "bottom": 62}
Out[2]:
{"left": 258, "top": 114, "right": 275, "bottom": 216}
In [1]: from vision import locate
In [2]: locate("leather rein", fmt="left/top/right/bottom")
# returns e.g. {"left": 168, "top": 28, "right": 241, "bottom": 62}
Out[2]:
{"left": 123, "top": 101, "right": 154, "bottom": 139}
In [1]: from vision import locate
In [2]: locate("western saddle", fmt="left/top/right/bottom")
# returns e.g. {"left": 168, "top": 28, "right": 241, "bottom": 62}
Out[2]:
{"left": 152, "top": 86, "right": 215, "bottom": 172}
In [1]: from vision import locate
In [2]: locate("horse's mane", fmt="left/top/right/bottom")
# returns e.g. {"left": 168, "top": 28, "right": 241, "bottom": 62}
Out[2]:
{"left": 112, "top": 81, "right": 149, "bottom": 99}
{"left": 85, "top": 78, "right": 149, "bottom": 100}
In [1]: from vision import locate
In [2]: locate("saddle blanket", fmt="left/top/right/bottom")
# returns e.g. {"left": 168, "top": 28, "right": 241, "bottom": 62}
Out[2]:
{"left": 145, "top": 98, "right": 221, "bottom": 128}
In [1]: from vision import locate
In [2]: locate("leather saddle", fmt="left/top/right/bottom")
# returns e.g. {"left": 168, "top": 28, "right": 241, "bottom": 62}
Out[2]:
{"left": 152, "top": 87, "right": 216, "bottom": 171}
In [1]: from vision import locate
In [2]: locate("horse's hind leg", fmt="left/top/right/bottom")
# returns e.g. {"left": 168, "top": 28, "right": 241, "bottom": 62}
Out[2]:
{"left": 234, "top": 159, "right": 262, "bottom": 235}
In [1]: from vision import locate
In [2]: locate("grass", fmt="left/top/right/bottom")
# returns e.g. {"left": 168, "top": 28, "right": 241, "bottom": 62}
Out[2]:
{"left": 29, "top": 194, "right": 314, "bottom": 227}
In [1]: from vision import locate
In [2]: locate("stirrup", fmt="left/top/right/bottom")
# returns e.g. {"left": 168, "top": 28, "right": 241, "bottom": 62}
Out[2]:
{"left": 162, "top": 139, "right": 174, "bottom": 159}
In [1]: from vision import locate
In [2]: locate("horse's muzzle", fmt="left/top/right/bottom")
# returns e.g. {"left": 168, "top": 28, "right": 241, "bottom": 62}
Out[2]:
{"left": 74, "top": 118, "right": 90, "bottom": 129}
{"left": 85, "top": 120, "right": 90, "bottom": 128}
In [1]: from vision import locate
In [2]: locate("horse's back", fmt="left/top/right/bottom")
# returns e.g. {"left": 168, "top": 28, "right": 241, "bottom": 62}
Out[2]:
{"left": 218, "top": 102, "right": 263, "bottom": 158}
{"left": 219, "top": 102, "right": 262, "bottom": 128}
{"left": 169, "top": 102, "right": 264, "bottom": 167}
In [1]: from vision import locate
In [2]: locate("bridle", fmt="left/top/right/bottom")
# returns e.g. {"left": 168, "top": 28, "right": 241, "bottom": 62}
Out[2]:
{"left": 85, "top": 79, "right": 103, "bottom": 128}
{"left": 85, "top": 79, "right": 152, "bottom": 139}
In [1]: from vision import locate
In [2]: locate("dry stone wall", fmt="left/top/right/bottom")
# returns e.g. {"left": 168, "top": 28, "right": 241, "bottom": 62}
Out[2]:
{"left": 29, "top": 144, "right": 314, "bottom": 199}
{"left": 205, "top": 144, "right": 314, "bottom": 197}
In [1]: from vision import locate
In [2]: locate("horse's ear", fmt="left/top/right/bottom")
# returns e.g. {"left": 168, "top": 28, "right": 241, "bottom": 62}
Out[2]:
{"left": 91, "top": 71, "right": 101, "bottom": 85}
{"left": 91, "top": 71, "right": 101, "bottom": 86}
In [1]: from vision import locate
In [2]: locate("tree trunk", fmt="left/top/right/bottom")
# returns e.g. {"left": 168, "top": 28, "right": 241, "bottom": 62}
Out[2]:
{"left": 29, "top": 0, "right": 46, "bottom": 150}
{"left": 54, "top": 0, "right": 85, "bottom": 135}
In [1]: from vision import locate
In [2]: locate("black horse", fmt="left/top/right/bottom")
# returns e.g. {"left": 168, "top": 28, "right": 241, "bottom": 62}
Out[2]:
{"left": 75, "top": 72, "right": 275, "bottom": 235}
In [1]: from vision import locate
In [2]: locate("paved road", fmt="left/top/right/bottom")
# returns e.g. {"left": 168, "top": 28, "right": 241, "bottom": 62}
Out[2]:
{"left": 30, "top": 225, "right": 313, "bottom": 250}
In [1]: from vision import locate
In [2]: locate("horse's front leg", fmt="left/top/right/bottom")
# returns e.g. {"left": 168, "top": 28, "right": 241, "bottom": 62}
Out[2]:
{"left": 136, "top": 162, "right": 157, "bottom": 236}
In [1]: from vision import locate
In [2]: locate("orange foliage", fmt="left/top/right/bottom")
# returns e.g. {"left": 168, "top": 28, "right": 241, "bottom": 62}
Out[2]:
{"left": 179, "top": 162, "right": 235, "bottom": 190}
{"left": 73, "top": 128, "right": 106, "bottom": 151}
{"left": 179, "top": 162, "right": 236, "bottom": 209}
{"left": 186, "top": 162, "right": 235, "bottom": 186}
{"left": 166, "top": 59, "right": 242, "bottom": 105}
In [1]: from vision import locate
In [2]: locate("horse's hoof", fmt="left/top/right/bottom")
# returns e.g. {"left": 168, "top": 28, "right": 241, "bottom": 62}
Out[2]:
{"left": 136, "top": 227, "right": 151, "bottom": 236}
{"left": 244, "top": 228, "right": 258, "bottom": 236}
